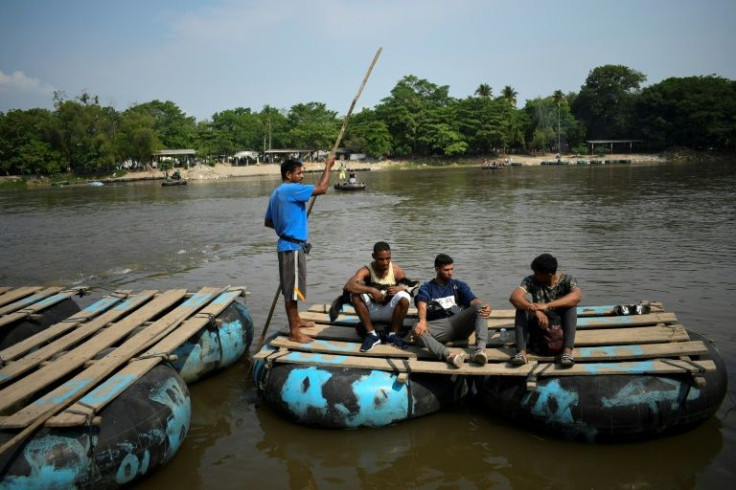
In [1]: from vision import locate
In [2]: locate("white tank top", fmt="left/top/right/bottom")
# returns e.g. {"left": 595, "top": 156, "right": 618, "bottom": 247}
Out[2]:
{"left": 366, "top": 261, "right": 396, "bottom": 286}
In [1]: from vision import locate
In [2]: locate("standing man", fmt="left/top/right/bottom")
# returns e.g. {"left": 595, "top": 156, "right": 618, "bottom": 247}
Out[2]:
{"left": 413, "top": 253, "right": 492, "bottom": 367}
{"left": 265, "top": 156, "right": 335, "bottom": 343}
{"left": 342, "top": 241, "right": 415, "bottom": 352}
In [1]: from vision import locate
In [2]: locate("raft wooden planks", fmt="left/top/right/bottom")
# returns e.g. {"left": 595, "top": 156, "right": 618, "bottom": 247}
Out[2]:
{"left": 0, "top": 287, "right": 44, "bottom": 309}
{"left": 0, "top": 288, "right": 80, "bottom": 329}
{"left": 257, "top": 350, "right": 715, "bottom": 377}
{"left": 47, "top": 289, "right": 243, "bottom": 427}
{"left": 267, "top": 334, "right": 708, "bottom": 364}
{"left": 0, "top": 291, "right": 157, "bottom": 384}
{"left": 0, "top": 287, "right": 229, "bottom": 429}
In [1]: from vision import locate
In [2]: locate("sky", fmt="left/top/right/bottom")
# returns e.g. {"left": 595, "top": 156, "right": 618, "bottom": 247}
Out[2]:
{"left": 1, "top": 0, "right": 735, "bottom": 121}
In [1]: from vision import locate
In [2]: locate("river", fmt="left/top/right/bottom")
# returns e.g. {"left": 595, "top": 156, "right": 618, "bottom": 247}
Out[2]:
{"left": 1, "top": 160, "right": 734, "bottom": 489}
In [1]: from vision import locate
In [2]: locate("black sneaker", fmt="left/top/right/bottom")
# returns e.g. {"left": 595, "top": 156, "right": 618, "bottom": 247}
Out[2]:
{"left": 387, "top": 333, "right": 408, "bottom": 349}
{"left": 360, "top": 332, "right": 382, "bottom": 352}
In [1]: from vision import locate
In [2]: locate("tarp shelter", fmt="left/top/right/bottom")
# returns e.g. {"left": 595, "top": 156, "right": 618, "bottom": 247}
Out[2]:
{"left": 233, "top": 150, "right": 260, "bottom": 165}
{"left": 153, "top": 149, "right": 196, "bottom": 168}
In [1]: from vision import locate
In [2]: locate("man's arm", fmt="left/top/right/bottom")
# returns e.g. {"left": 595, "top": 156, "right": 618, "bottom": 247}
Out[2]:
{"left": 413, "top": 300, "right": 429, "bottom": 336}
{"left": 344, "top": 267, "right": 384, "bottom": 302}
{"left": 312, "top": 155, "right": 336, "bottom": 196}
{"left": 264, "top": 218, "right": 274, "bottom": 229}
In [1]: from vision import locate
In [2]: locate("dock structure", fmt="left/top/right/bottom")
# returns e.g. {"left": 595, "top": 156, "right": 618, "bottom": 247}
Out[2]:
{"left": 0, "top": 285, "right": 247, "bottom": 433}
{"left": 254, "top": 301, "right": 715, "bottom": 384}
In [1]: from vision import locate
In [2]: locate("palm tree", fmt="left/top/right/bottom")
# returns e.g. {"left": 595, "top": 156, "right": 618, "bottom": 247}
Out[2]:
{"left": 501, "top": 86, "right": 518, "bottom": 107}
{"left": 553, "top": 90, "right": 564, "bottom": 154}
{"left": 475, "top": 83, "right": 492, "bottom": 98}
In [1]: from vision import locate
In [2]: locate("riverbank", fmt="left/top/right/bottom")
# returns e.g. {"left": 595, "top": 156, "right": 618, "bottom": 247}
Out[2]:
{"left": 0, "top": 152, "right": 671, "bottom": 187}
{"left": 113, "top": 152, "right": 670, "bottom": 182}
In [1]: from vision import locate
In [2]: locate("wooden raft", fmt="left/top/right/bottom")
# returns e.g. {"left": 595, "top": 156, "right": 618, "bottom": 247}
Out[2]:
{"left": 255, "top": 302, "right": 714, "bottom": 386}
{"left": 0, "top": 286, "right": 246, "bottom": 430}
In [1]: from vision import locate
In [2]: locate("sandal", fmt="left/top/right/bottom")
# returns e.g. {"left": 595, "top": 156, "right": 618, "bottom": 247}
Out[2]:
{"left": 509, "top": 352, "right": 527, "bottom": 366}
{"left": 559, "top": 353, "right": 575, "bottom": 367}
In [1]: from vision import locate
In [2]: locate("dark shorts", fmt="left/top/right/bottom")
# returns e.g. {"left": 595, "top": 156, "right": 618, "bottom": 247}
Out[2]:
{"left": 278, "top": 250, "right": 307, "bottom": 302}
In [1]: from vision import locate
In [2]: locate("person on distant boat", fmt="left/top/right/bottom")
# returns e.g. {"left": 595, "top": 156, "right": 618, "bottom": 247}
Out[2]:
{"left": 265, "top": 156, "right": 336, "bottom": 343}
{"left": 413, "top": 253, "right": 492, "bottom": 367}
{"left": 348, "top": 171, "right": 357, "bottom": 184}
{"left": 172, "top": 170, "right": 181, "bottom": 180}
{"left": 338, "top": 241, "right": 417, "bottom": 352}
{"left": 338, "top": 163, "right": 347, "bottom": 180}
{"left": 508, "top": 253, "right": 582, "bottom": 367}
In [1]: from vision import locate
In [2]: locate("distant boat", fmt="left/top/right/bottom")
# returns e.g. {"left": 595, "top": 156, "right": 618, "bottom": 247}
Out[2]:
{"left": 481, "top": 163, "right": 504, "bottom": 170}
{"left": 161, "top": 179, "right": 188, "bottom": 187}
{"left": 89, "top": 181, "right": 104, "bottom": 187}
{"left": 334, "top": 181, "right": 366, "bottom": 191}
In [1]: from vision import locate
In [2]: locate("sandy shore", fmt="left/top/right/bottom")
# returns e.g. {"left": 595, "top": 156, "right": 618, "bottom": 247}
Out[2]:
{"left": 130, "top": 153, "right": 667, "bottom": 182}
{"left": 0, "top": 152, "right": 666, "bottom": 185}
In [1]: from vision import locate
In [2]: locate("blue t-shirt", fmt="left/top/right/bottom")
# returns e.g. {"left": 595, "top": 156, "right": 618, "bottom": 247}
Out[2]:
{"left": 415, "top": 278, "right": 477, "bottom": 321}
{"left": 264, "top": 182, "right": 314, "bottom": 252}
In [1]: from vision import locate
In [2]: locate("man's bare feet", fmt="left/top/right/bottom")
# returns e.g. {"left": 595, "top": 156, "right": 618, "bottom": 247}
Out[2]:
{"left": 298, "top": 320, "right": 316, "bottom": 329}
{"left": 289, "top": 332, "right": 314, "bottom": 343}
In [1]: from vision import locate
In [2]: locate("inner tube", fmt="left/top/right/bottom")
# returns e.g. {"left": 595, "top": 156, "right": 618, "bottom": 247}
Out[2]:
{"left": 0, "top": 298, "right": 81, "bottom": 350}
{"left": 474, "top": 331, "right": 727, "bottom": 442}
{"left": 171, "top": 301, "right": 254, "bottom": 383}
{"left": 0, "top": 363, "right": 191, "bottom": 489}
{"left": 254, "top": 356, "right": 467, "bottom": 429}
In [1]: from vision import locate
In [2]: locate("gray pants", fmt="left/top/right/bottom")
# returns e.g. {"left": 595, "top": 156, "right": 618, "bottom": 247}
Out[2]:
{"left": 418, "top": 304, "right": 488, "bottom": 360}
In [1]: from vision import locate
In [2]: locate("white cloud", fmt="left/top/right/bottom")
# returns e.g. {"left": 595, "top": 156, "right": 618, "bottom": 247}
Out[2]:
{"left": 0, "top": 70, "right": 55, "bottom": 95}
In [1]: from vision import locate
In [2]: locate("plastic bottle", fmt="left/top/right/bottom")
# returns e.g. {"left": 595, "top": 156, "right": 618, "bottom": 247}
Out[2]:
{"left": 500, "top": 328, "right": 508, "bottom": 342}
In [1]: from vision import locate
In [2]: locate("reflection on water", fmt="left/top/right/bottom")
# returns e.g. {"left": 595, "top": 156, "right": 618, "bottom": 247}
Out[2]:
{"left": 1, "top": 161, "right": 735, "bottom": 488}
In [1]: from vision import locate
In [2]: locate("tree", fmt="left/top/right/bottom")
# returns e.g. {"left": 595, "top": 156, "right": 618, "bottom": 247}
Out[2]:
{"left": 129, "top": 100, "right": 196, "bottom": 149}
{"left": 375, "top": 75, "right": 456, "bottom": 157}
{"left": 343, "top": 109, "right": 392, "bottom": 156}
{"left": 284, "top": 102, "right": 340, "bottom": 149}
{"left": 51, "top": 91, "right": 118, "bottom": 174}
{"left": 501, "top": 86, "right": 518, "bottom": 107}
{"left": 573, "top": 65, "right": 646, "bottom": 139}
{"left": 475, "top": 83, "right": 492, "bottom": 98}
{"left": 636, "top": 75, "right": 736, "bottom": 150}
{"left": 117, "top": 109, "right": 160, "bottom": 167}
{"left": 553, "top": 90, "right": 564, "bottom": 152}
{"left": 0, "top": 109, "right": 64, "bottom": 176}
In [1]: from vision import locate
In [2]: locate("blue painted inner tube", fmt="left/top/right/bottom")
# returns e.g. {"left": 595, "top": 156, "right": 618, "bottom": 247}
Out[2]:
{"left": 254, "top": 359, "right": 467, "bottom": 429}
{"left": 171, "top": 300, "right": 254, "bottom": 384}
{"left": 0, "top": 364, "right": 191, "bottom": 489}
{"left": 474, "top": 330, "right": 727, "bottom": 442}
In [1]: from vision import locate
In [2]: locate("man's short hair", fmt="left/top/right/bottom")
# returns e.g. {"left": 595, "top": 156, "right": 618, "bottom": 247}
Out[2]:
{"left": 281, "top": 159, "right": 302, "bottom": 180}
{"left": 531, "top": 253, "right": 558, "bottom": 274}
{"left": 373, "top": 241, "right": 391, "bottom": 254}
{"left": 434, "top": 253, "right": 454, "bottom": 268}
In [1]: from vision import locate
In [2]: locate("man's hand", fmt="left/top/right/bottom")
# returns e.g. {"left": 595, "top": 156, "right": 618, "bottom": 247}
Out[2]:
{"left": 369, "top": 288, "right": 385, "bottom": 303}
{"left": 479, "top": 304, "right": 492, "bottom": 318}
{"left": 413, "top": 319, "right": 428, "bottom": 337}
{"left": 534, "top": 310, "right": 550, "bottom": 329}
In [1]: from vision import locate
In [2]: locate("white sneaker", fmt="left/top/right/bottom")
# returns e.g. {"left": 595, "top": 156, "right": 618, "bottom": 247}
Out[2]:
{"left": 446, "top": 353, "right": 464, "bottom": 368}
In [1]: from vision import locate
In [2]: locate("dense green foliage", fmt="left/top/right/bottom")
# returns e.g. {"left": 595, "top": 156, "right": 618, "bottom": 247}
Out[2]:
{"left": 1, "top": 65, "right": 734, "bottom": 176}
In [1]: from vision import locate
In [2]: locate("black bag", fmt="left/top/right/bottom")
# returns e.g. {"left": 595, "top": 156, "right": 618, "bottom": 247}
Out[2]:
{"left": 532, "top": 310, "right": 564, "bottom": 356}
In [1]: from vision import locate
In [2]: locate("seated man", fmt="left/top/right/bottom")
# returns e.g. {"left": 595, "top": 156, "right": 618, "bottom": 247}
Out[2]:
{"left": 343, "top": 241, "right": 415, "bottom": 352}
{"left": 413, "top": 253, "right": 492, "bottom": 367}
{"left": 508, "top": 253, "right": 582, "bottom": 367}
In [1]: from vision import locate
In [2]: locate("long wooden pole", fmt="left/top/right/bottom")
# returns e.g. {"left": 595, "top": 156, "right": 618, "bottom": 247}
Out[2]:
{"left": 255, "top": 47, "right": 383, "bottom": 352}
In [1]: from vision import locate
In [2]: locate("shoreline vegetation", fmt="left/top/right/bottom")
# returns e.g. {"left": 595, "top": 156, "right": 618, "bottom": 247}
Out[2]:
{"left": 0, "top": 150, "right": 726, "bottom": 188}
